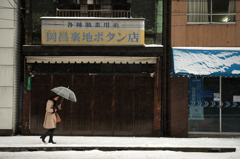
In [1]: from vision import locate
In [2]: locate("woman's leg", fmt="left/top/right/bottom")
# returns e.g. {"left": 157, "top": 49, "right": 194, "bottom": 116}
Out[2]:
{"left": 48, "top": 128, "right": 56, "bottom": 144}
{"left": 40, "top": 129, "right": 51, "bottom": 143}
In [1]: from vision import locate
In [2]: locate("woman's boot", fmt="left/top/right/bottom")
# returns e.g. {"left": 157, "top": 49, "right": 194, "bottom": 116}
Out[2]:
{"left": 40, "top": 130, "right": 50, "bottom": 143}
{"left": 48, "top": 130, "right": 56, "bottom": 144}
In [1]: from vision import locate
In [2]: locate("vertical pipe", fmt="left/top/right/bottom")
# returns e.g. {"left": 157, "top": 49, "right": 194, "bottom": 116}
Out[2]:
{"left": 112, "top": 76, "right": 115, "bottom": 135}
{"left": 133, "top": 76, "right": 136, "bottom": 135}
{"left": 219, "top": 76, "right": 222, "bottom": 133}
{"left": 157, "top": 57, "right": 160, "bottom": 89}
{"left": 211, "top": 0, "right": 212, "bottom": 23}
{"left": 91, "top": 76, "right": 95, "bottom": 135}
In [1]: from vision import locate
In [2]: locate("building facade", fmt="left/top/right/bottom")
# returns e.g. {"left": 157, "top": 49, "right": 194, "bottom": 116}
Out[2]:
{"left": 170, "top": 0, "right": 240, "bottom": 137}
{"left": 0, "top": 0, "right": 22, "bottom": 135}
{"left": 21, "top": 0, "right": 165, "bottom": 137}
{"left": 2, "top": 0, "right": 238, "bottom": 138}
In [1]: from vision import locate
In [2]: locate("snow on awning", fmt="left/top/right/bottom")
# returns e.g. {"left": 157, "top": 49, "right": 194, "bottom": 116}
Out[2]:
{"left": 171, "top": 47, "right": 240, "bottom": 77}
{"left": 26, "top": 56, "right": 157, "bottom": 64}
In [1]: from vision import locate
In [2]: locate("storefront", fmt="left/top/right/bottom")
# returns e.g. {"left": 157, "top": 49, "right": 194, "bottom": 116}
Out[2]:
{"left": 21, "top": 17, "right": 163, "bottom": 136}
{"left": 171, "top": 47, "right": 240, "bottom": 136}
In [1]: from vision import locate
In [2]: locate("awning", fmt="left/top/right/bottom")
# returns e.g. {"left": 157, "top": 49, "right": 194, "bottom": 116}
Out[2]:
{"left": 171, "top": 47, "right": 240, "bottom": 77}
{"left": 22, "top": 45, "right": 163, "bottom": 57}
{"left": 26, "top": 56, "right": 157, "bottom": 64}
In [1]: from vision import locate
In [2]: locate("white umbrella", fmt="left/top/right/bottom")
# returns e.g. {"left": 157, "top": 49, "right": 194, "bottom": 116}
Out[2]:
{"left": 52, "top": 86, "right": 77, "bottom": 104}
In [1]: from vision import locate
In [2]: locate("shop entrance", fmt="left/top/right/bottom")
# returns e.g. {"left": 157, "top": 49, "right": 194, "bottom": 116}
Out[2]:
{"left": 30, "top": 75, "right": 154, "bottom": 136}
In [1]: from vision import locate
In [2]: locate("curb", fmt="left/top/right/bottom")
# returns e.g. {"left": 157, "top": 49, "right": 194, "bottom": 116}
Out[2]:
{"left": 0, "top": 147, "right": 236, "bottom": 153}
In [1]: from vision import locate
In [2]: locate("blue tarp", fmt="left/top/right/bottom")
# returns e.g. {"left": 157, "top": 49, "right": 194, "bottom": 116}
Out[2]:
{"left": 171, "top": 47, "right": 240, "bottom": 77}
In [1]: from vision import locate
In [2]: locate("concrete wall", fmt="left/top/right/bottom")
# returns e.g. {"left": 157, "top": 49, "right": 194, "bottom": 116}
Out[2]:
{"left": 0, "top": 0, "right": 21, "bottom": 135}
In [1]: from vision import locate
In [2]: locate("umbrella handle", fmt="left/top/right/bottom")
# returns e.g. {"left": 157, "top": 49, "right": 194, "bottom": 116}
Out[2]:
{"left": 60, "top": 98, "right": 64, "bottom": 105}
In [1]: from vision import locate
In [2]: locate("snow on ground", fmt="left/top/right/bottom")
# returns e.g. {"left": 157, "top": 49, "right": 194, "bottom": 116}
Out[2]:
{"left": 1, "top": 150, "right": 240, "bottom": 159}
{"left": 0, "top": 136, "right": 240, "bottom": 159}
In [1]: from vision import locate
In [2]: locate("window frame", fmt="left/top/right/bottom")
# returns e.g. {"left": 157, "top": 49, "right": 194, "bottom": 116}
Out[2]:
{"left": 187, "top": 0, "right": 236, "bottom": 24}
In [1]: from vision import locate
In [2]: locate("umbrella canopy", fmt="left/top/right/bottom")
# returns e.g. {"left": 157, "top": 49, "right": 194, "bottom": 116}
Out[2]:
{"left": 52, "top": 86, "right": 77, "bottom": 102}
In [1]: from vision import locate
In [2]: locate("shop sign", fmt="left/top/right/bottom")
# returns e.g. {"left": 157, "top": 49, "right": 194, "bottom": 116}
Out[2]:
{"left": 27, "top": 76, "right": 31, "bottom": 90}
{"left": 41, "top": 18, "right": 145, "bottom": 45}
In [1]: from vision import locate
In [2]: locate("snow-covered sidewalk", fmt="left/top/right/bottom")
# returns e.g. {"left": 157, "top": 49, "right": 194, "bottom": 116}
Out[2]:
{"left": 0, "top": 136, "right": 240, "bottom": 159}
{"left": 0, "top": 136, "right": 240, "bottom": 149}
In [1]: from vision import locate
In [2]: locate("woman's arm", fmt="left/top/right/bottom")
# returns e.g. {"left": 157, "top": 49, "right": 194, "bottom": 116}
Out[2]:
{"left": 46, "top": 100, "right": 56, "bottom": 113}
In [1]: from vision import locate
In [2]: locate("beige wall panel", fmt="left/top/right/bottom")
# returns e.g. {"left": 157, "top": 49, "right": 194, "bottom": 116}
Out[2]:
{"left": 0, "top": 9, "right": 14, "bottom": 28}
{"left": 172, "top": 1, "right": 187, "bottom": 25}
{"left": 171, "top": 25, "right": 176, "bottom": 46}
{"left": 0, "top": 87, "right": 13, "bottom": 108}
{"left": 0, "top": 108, "right": 12, "bottom": 129}
{"left": 236, "top": 21, "right": 240, "bottom": 46}
{"left": 1, "top": 0, "right": 14, "bottom": 7}
{"left": 179, "top": 0, "right": 187, "bottom": 13}
{"left": 174, "top": 26, "right": 186, "bottom": 46}
{"left": 227, "top": 25, "right": 235, "bottom": 47}
{"left": 173, "top": 0, "right": 187, "bottom": 13}
{"left": 219, "top": 25, "right": 228, "bottom": 46}
{"left": 0, "top": 66, "right": 13, "bottom": 86}
{"left": 237, "top": 0, "right": 240, "bottom": 13}
{"left": 175, "top": 14, "right": 187, "bottom": 26}
{"left": 236, "top": 0, "right": 240, "bottom": 47}
{"left": 172, "top": 1, "right": 177, "bottom": 13}
{"left": 210, "top": 25, "right": 221, "bottom": 47}
{"left": 229, "top": 25, "right": 236, "bottom": 47}
{"left": 236, "top": 25, "right": 240, "bottom": 46}
{"left": 193, "top": 26, "right": 202, "bottom": 46}
{"left": 171, "top": 26, "right": 175, "bottom": 46}
{"left": 235, "top": 0, "right": 240, "bottom": 43}
{"left": 185, "top": 26, "right": 194, "bottom": 46}
{"left": 172, "top": 1, "right": 187, "bottom": 47}
{"left": 171, "top": 12, "right": 176, "bottom": 46}
{"left": 171, "top": 4, "right": 176, "bottom": 38}
{"left": 0, "top": 29, "right": 14, "bottom": 47}
{"left": 202, "top": 25, "right": 212, "bottom": 47}
{"left": 171, "top": 0, "right": 240, "bottom": 47}
{"left": 0, "top": 48, "right": 13, "bottom": 65}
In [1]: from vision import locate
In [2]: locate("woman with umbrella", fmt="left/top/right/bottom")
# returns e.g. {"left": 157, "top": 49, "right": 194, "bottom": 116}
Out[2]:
{"left": 40, "top": 86, "right": 77, "bottom": 144}
{"left": 40, "top": 93, "right": 62, "bottom": 144}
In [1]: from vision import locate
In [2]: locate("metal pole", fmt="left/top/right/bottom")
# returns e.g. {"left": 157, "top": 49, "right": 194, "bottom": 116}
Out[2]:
{"left": 157, "top": 57, "right": 160, "bottom": 89}
{"left": 220, "top": 76, "right": 222, "bottom": 133}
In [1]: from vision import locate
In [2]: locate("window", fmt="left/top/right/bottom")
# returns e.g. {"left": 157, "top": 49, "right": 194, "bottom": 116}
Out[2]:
{"left": 188, "top": 77, "right": 240, "bottom": 133}
{"left": 80, "top": 5, "right": 88, "bottom": 10}
{"left": 187, "top": 0, "right": 236, "bottom": 23}
{"left": 71, "top": 0, "right": 131, "bottom": 11}
{"left": 100, "top": 0, "right": 112, "bottom": 10}
{"left": 79, "top": 0, "right": 94, "bottom": 4}
{"left": 101, "top": 5, "right": 112, "bottom": 10}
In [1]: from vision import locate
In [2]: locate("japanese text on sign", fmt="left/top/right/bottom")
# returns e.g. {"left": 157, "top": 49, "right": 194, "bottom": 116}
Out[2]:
{"left": 41, "top": 19, "right": 145, "bottom": 45}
